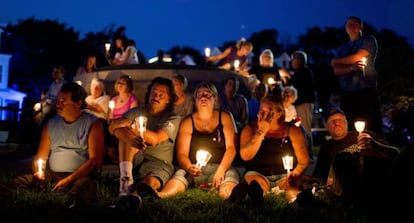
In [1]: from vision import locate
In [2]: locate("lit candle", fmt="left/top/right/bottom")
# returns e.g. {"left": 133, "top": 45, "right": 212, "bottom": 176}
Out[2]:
{"left": 361, "top": 57, "right": 367, "bottom": 77}
{"left": 282, "top": 155, "right": 293, "bottom": 175}
{"left": 233, "top": 59, "right": 240, "bottom": 70}
{"left": 196, "top": 150, "right": 212, "bottom": 168}
{"left": 75, "top": 80, "right": 82, "bottom": 86}
{"left": 267, "top": 77, "right": 276, "bottom": 85}
{"left": 109, "top": 100, "right": 115, "bottom": 110}
{"left": 37, "top": 158, "right": 44, "bottom": 178}
{"left": 34, "top": 102, "right": 42, "bottom": 112}
{"left": 105, "top": 43, "right": 111, "bottom": 52}
{"left": 136, "top": 116, "right": 147, "bottom": 138}
{"left": 354, "top": 121, "right": 365, "bottom": 135}
{"left": 204, "top": 47, "right": 211, "bottom": 57}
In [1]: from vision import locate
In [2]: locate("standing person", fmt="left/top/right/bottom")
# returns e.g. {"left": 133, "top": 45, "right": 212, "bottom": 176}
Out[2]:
{"left": 227, "top": 95, "right": 310, "bottom": 204}
{"left": 247, "top": 49, "right": 289, "bottom": 95}
{"left": 247, "top": 83, "right": 268, "bottom": 122}
{"left": 330, "top": 16, "right": 384, "bottom": 138}
{"left": 206, "top": 38, "right": 253, "bottom": 74}
{"left": 84, "top": 78, "right": 110, "bottom": 120}
{"left": 218, "top": 77, "right": 248, "bottom": 133}
{"left": 6, "top": 82, "right": 105, "bottom": 208}
{"left": 34, "top": 65, "right": 67, "bottom": 127}
{"left": 313, "top": 105, "right": 399, "bottom": 205}
{"left": 171, "top": 73, "right": 194, "bottom": 118}
{"left": 108, "top": 77, "right": 181, "bottom": 210}
{"left": 157, "top": 82, "right": 239, "bottom": 200}
{"left": 288, "top": 50, "right": 316, "bottom": 160}
{"left": 76, "top": 54, "right": 97, "bottom": 76}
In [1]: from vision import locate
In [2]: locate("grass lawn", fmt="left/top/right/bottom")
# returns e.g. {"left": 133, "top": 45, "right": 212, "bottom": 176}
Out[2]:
{"left": 0, "top": 171, "right": 372, "bottom": 223}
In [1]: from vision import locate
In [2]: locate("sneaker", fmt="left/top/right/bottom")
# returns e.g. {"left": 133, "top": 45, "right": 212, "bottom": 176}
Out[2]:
{"left": 248, "top": 180, "right": 264, "bottom": 204}
{"left": 119, "top": 176, "right": 134, "bottom": 197}
{"left": 225, "top": 181, "right": 248, "bottom": 204}
{"left": 114, "top": 195, "right": 142, "bottom": 214}
{"left": 137, "top": 183, "right": 159, "bottom": 199}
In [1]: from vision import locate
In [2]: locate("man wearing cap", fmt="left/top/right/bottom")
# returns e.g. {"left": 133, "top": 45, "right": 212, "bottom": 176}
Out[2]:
{"left": 313, "top": 104, "right": 399, "bottom": 203}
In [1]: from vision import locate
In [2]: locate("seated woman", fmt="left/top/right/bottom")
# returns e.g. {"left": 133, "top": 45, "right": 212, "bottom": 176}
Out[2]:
{"left": 227, "top": 94, "right": 310, "bottom": 203}
{"left": 157, "top": 82, "right": 239, "bottom": 200}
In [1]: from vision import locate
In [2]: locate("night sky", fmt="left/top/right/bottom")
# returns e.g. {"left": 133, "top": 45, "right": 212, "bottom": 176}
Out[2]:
{"left": 1, "top": 0, "right": 414, "bottom": 58}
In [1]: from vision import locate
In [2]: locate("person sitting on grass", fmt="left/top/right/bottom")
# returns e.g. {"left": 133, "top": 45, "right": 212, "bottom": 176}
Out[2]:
{"left": 3, "top": 82, "right": 105, "bottom": 208}
{"left": 156, "top": 82, "right": 239, "bottom": 200}
{"left": 313, "top": 104, "right": 400, "bottom": 205}
{"left": 108, "top": 77, "right": 181, "bottom": 211}
{"left": 227, "top": 94, "right": 310, "bottom": 204}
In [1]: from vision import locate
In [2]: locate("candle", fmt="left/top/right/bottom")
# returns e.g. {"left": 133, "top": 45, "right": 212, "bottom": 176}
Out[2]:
{"left": 136, "top": 116, "right": 147, "bottom": 138}
{"left": 37, "top": 158, "right": 44, "bottom": 178}
{"left": 282, "top": 155, "right": 293, "bottom": 175}
{"left": 361, "top": 57, "right": 367, "bottom": 77}
{"left": 354, "top": 121, "right": 365, "bottom": 135}
{"left": 204, "top": 47, "right": 211, "bottom": 57}
{"left": 105, "top": 43, "right": 111, "bottom": 52}
{"left": 34, "top": 102, "right": 42, "bottom": 112}
{"left": 233, "top": 59, "right": 240, "bottom": 70}
{"left": 109, "top": 100, "right": 115, "bottom": 110}
{"left": 196, "top": 150, "right": 212, "bottom": 168}
{"left": 75, "top": 80, "right": 82, "bottom": 86}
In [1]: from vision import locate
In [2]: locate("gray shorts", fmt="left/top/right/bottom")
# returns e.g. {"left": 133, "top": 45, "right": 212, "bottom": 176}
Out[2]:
{"left": 133, "top": 154, "right": 174, "bottom": 187}
{"left": 172, "top": 163, "right": 240, "bottom": 188}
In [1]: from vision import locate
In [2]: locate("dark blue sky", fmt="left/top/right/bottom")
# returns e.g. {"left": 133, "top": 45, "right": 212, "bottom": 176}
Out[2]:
{"left": 2, "top": 0, "right": 413, "bottom": 57}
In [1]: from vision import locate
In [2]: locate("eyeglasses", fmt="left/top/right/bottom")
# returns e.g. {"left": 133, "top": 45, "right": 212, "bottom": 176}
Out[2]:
{"left": 196, "top": 93, "right": 214, "bottom": 100}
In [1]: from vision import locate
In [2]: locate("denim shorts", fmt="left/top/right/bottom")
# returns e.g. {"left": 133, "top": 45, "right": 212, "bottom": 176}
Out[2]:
{"left": 171, "top": 163, "right": 240, "bottom": 188}
{"left": 133, "top": 154, "right": 174, "bottom": 186}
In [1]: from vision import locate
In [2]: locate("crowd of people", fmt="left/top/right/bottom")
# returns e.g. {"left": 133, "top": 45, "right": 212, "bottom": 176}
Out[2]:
{"left": 3, "top": 16, "right": 410, "bottom": 219}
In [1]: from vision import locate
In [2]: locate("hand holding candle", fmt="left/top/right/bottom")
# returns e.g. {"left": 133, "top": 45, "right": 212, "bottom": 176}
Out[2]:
{"left": 196, "top": 150, "right": 212, "bottom": 168}
{"left": 282, "top": 155, "right": 293, "bottom": 175}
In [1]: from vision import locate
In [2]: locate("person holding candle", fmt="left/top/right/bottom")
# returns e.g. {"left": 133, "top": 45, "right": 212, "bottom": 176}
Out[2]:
{"left": 106, "top": 75, "right": 139, "bottom": 164}
{"left": 156, "top": 82, "right": 239, "bottom": 200}
{"left": 205, "top": 38, "right": 253, "bottom": 75}
{"left": 6, "top": 82, "right": 105, "bottom": 208}
{"left": 227, "top": 94, "right": 310, "bottom": 204}
{"left": 108, "top": 77, "right": 181, "bottom": 211}
{"left": 330, "top": 16, "right": 385, "bottom": 139}
{"left": 313, "top": 104, "right": 400, "bottom": 205}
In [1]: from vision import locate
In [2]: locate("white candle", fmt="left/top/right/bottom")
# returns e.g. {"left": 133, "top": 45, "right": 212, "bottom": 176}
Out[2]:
{"left": 196, "top": 150, "right": 212, "bottom": 168}
{"left": 34, "top": 102, "right": 42, "bottom": 112}
{"left": 105, "top": 43, "right": 111, "bottom": 52}
{"left": 354, "top": 121, "right": 366, "bottom": 135}
{"left": 361, "top": 57, "right": 367, "bottom": 77}
{"left": 136, "top": 116, "right": 147, "bottom": 138}
{"left": 109, "top": 100, "right": 115, "bottom": 110}
{"left": 37, "top": 158, "right": 44, "bottom": 178}
{"left": 282, "top": 155, "right": 293, "bottom": 175}
{"left": 204, "top": 47, "right": 211, "bottom": 57}
{"left": 233, "top": 59, "right": 240, "bottom": 70}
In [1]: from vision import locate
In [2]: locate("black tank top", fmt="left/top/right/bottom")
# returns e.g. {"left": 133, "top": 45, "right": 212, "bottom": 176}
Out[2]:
{"left": 246, "top": 124, "right": 297, "bottom": 176}
{"left": 189, "top": 111, "right": 226, "bottom": 164}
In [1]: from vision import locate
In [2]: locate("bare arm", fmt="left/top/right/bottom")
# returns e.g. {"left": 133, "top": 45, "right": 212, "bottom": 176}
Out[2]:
{"left": 206, "top": 47, "right": 231, "bottom": 62}
{"left": 176, "top": 117, "right": 194, "bottom": 172}
{"left": 216, "top": 112, "right": 237, "bottom": 175}
{"left": 288, "top": 126, "right": 310, "bottom": 176}
{"left": 331, "top": 49, "right": 369, "bottom": 75}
